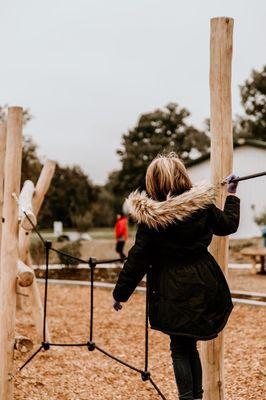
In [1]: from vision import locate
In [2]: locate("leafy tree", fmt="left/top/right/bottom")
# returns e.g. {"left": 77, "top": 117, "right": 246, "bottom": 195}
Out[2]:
{"left": 38, "top": 165, "right": 96, "bottom": 228}
{"left": 90, "top": 185, "right": 116, "bottom": 227}
{"left": 72, "top": 211, "right": 93, "bottom": 233}
{"left": 254, "top": 208, "right": 266, "bottom": 226}
{"left": 21, "top": 136, "right": 42, "bottom": 184}
{"left": 109, "top": 103, "right": 210, "bottom": 198}
{"left": 235, "top": 65, "right": 266, "bottom": 141}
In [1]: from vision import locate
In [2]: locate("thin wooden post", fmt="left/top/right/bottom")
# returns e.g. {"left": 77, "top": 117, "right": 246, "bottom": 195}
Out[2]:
{"left": 0, "top": 107, "right": 23, "bottom": 400}
{"left": 18, "top": 160, "right": 55, "bottom": 342}
{"left": 201, "top": 17, "right": 234, "bottom": 400}
{"left": 19, "top": 180, "right": 37, "bottom": 230}
{"left": 0, "top": 122, "right": 7, "bottom": 255}
{"left": 19, "top": 160, "right": 56, "bottom": 261}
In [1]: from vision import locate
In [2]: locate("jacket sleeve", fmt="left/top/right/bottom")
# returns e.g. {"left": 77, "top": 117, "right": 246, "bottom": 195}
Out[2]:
{"left": 112, "top": 224, "right": 151, "bottom": 302}
{"left": 208, "top": 195, "right": 240, "bottom": 236}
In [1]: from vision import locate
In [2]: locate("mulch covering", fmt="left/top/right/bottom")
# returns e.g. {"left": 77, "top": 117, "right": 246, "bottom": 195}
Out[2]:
{"left": 15, "top": 285, "right": 265, "bottom": 400}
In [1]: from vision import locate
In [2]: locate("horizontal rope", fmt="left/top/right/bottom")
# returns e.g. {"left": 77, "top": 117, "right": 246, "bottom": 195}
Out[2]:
{"left": 49, "top": 342, "right": 88, "bottom": 347}
{"left": 51, "top": 247, "right": 90, "bottom": 265}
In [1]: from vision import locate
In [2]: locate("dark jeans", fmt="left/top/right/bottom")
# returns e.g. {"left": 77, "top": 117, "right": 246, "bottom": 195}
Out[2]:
{"left": 169, "top": 335, "right": 203, "bottom": 400}
{"left": 115, "top": 240, "right": 126, "bottom": 259}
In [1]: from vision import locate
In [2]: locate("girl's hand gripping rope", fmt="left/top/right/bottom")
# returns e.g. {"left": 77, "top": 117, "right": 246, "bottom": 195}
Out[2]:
{"left": 226, "top": 173, "right": 239, "bottom": 194}
{"left": 113, "top": 300, "right": 123, "bottom": 311}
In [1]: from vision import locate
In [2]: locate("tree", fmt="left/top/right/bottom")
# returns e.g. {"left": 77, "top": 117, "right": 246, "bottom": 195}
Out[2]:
{"left": 90, "top": 185, "right": 116, "bottom": 227}
{"left": 109, "top": 103, "right": 210, "bottom": 199}
{"left": 235, "top": 65, "right": 266, "bottom": 141}
{"left": 21, "top": 136, "right": 42, "bottom": 184}
{"left": 38, "top": 165, "right": 96, "bottom": 228}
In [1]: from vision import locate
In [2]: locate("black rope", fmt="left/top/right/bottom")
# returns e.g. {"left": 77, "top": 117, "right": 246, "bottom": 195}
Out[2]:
{"left": 43, "top": 241, "right": 51, "bottom": 342}
{"left": 232, "top": 170, "right": 266, "bottom": 183}
{"left": 22, "top": 211, "right": 46, "bottom": 244}
{"left": 51, "top": 247, "right": 89, "bottom": 265}
{"left": 49, "top": 343, "right": 88, "bottom": 347}
{"left": 94, "top": 257, "right": 127, "bottom": 264}
{"left": 94, "top": 344, "right": 143, "bottom": 374}
{"left": 18, "top": 345, "right": 43, "bottom": 372}
{"left": 144, "top": 267, "right": 151, "bottom": 373}
{"left": 149, "top": 376, "right": 167, "bottom": 400}
{"left": 89, "top": 258, "right": 95, "bottom": 342}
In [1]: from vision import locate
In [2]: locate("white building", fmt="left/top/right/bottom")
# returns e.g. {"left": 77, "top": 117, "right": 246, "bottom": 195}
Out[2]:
{"left": 187, "top": 140, "right": 266, "bottom": 238}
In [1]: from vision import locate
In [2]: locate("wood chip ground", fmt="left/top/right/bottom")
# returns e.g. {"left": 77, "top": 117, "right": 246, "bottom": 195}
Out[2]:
{"left": 14, "top": 285, "right": 265, "bottom": 400}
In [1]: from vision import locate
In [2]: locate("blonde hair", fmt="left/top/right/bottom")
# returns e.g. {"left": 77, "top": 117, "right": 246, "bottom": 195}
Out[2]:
{"left": 145, "top": 152, "right": 192, "bottom": 201}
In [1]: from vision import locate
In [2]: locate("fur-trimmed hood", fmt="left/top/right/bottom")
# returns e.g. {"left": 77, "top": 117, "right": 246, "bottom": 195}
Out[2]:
{"left": 125, "top": 181, "right": 216, "bottom": 229}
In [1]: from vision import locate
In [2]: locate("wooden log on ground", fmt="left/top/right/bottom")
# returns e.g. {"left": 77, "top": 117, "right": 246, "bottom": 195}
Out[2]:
{"left": 14, "top": 335, "right": 33, "bottom": 354}
{"left": 201, "top": 17, "right": 234, "bottom": 400}
{"left": 0, "top": 107, "right": 23, "bottom": 400}
{"left": 0, "top": 122, "right": 7, "bottom": 256}
{"left": 19, "top": 180, "right": 36, "bottom": 231}
{"left": 17, "top": 260, "right": 34, "bottom": 287}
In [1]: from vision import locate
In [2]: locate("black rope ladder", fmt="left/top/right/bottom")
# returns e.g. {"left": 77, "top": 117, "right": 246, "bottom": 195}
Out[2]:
{"left": 16, "top": 211, "right": 167, "bottom": 400}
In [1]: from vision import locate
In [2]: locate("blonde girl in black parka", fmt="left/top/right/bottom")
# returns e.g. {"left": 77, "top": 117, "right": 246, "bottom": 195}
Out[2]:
{"left": 113, "top": 153, "right": 240, "bottom": 400}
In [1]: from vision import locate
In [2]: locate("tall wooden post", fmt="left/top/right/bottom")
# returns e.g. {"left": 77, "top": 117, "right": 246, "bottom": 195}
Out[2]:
{"left": 0, "top": 122, "right": 7, "bottom": 253}
{"left": 0, "top": 107, "right": 23, "bottom": 400}
{"left": 201, "top": 17, "right": 234, "bottom": 400}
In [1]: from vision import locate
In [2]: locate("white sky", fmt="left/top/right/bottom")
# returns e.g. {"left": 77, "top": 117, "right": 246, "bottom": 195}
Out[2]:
{"left": 0, "top": 0, "right": 265, "bottom": 184}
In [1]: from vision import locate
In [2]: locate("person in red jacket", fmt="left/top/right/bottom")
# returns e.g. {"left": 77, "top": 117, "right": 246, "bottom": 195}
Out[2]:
{"left": 115, "top": 212, "right": 128, "bottom": 259}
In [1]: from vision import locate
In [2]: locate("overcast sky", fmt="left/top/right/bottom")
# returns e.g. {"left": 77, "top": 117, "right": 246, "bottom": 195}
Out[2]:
{"left": 0, "top": 0, "right": 265, "bottom": 184}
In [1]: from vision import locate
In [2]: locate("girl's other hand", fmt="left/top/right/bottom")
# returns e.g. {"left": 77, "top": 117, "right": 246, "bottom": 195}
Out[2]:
{"left": 113, "top": 300, "right": 122, "bottom": 311}
{"left": 226, "top": 173, "right": 239, "bottom": 194}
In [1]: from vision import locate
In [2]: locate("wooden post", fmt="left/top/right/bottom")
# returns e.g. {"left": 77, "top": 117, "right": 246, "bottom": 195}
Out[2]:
{"left": 0, "top": 107, "right": 23, "bottom": 400}
{"left": 16, "top": 180, "right": 36, "bottom": 309}
{"left": 18, "top": 160, "right": 55, "bottom": 342}
{"left": 19, "top": 160, "right": 56, "bottom": 261}
{"left": 201, "top": 17, "right": 234, "bottom": 400}
{"left": 19, "top": 180, "right": 37, "bottom": 230}
{"left": 0, "top": 122, "right": 7, "bottom": 255}
{"left": 27, "top": 254, "right": 51, "bottom": 342}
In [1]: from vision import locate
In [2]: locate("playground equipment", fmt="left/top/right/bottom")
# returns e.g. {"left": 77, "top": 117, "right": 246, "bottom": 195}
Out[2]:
{"left": 0, "top": 109, "right": 56, "bottom": 399}
{"left": 0, "top": 16, "right": 265, "bottom": 400}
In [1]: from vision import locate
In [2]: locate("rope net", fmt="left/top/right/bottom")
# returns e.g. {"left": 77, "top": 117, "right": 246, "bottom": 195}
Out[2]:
{"left": 17, "top": 211, "right": 167, "bottom": 400}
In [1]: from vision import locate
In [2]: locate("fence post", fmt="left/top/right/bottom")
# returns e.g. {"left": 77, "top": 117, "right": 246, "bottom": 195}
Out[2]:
{"left": 0, "top": 107, "right": 23, "bottom": 400}
{"left": 201, "top": 17, "right": 234, "bottom": 400}
{"left": 0, "top": 122, "right": 7, "bottom": 256}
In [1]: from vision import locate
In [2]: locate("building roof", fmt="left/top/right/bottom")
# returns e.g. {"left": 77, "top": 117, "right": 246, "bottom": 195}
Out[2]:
{"left": 186, "top": 139, "right": 266, "bottom": 168}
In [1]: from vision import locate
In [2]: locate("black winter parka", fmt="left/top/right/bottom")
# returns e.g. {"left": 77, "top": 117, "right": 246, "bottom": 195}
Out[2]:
{"left": 112, "top": 182, "right": 240, "bottom": 340}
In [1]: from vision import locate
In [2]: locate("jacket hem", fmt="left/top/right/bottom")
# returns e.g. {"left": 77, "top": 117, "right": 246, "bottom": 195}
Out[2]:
{"left": 150, "top": 303, "right": 233, "bottom": 341}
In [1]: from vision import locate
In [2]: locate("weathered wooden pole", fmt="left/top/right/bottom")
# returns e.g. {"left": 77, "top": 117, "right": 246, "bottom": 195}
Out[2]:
{"left": 201, "top": 17, "right": 234, "bottom": 400}
{"left": 19, "top": 180, "right": 37, "bottom": 230}
{"left": 18, "top": 160, "right": 55, "bottom": 342}
{"left": 0, "top": 107, "right": 23, "bottom": 400}
{"left": 0, "top": 122, "right": 7, "bottom": 254}
{"left": 19, "top": 160, "right": 56, "bottom": 261}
